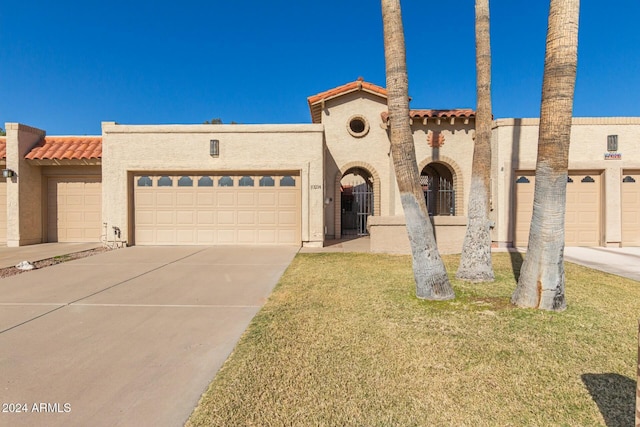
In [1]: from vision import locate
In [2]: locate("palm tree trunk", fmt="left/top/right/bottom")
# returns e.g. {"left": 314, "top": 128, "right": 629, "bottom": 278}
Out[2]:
{"left": 456, "top": 0, "right": 495, "bottom": 283}
{"left": 381, "top": 0, "right": 454, "bottom": 300}
{"left": 511, "top": 0, "right": 580, "bottom": 310}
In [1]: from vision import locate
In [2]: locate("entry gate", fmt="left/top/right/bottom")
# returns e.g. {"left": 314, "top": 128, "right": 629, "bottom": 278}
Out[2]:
{"left": 422, "top": 175, "right": 455, "bottom": 216}
{"left": 341, "top": 181, "right": 374, "bottom": 236}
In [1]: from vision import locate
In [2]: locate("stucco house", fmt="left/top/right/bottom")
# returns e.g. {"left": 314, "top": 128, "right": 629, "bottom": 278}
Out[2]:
{"left": 1, "top": 78, "right": 639, "bottom": 252}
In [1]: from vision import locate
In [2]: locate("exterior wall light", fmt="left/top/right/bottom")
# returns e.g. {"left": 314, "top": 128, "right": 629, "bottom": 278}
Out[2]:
{"left": 210, "top": 139, "right": 220, "bottom": 157}
{"left": 2, "top": 169, "right": 15, "bottom": 178}
{"left": 607, "top": 135, "right": 618, "bottom": 152}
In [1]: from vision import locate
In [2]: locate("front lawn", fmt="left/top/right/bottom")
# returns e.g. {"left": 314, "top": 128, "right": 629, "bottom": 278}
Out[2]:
{"left": 187, "top": 253, "right": 638, "bottom": 426}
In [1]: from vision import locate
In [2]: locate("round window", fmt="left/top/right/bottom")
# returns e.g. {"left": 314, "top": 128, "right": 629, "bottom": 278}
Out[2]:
{"left": 347, "top": 115, "right": 370, "bottom": 138}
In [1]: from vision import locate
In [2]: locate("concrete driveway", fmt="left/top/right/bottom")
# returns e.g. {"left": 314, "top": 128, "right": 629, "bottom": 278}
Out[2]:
{"left": 0, "top": 245, "right": 298, "bottom": 427}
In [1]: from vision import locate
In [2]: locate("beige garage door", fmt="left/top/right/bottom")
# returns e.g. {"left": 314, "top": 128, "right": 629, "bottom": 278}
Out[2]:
{"left": 0, "top": 178, "right": 6, "bottom": 244}
{"left": 514, "top": 172, "right": 601, "bottom": 247}
{"left": 134, "top": 173, "right": 301, "bottom": 245}
{"left": 622, "top": 171, "right": 640, "bottom": 246}
{"left": 48, "top": 177, "right": 102, "bottom": 242}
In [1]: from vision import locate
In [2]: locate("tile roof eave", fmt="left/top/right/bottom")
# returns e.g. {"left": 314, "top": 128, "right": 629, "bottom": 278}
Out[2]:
{"left": 24, "top": 136, "right": 102, "bottom": 161}
{"left": 307, "top": 79, "right": 388, "bottom": 123}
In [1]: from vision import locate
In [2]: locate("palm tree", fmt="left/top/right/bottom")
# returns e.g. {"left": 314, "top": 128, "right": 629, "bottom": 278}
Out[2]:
{"left": 511, "top": 0, "right": 580, "bottom": 310}
{"left": 381, "top": 0, "right": 454, "bottom": 300}
{"left": 456, "top": 0, "right": 495, "bottom": 283}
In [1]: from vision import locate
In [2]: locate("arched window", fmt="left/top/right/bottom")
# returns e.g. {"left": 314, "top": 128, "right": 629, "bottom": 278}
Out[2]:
{"left": 137, "top": 176, "right": 152, "bottom": 187}
{"left": 239, "top": 176, "right": 254, "bottom": 187}
{"left": 178, "top": 176, "right": 193, "bottom": 187}
{"left": 198, "top": 176, "right": 214, "bottom": 187}
{"left": 218, "top": 176, "right": 234, "bottom": 187}
{"left": 259, "top": 176, "right": 275, "bottom": 187}
{"left": 157, "top": 176, "right": 173, "bottom": 187}
{"left": 280, "top": 176, "right": 296, "bottom": 187}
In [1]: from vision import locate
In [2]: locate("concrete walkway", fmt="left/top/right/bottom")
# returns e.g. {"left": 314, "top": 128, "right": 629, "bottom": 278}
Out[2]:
{"left": 0, "top": 243, "right": 102, "bottom": 269}
{"left": 300, "top": 236, "right": 371, "bottom": 253}
{"left": 564, "top": 247, "right": 640, "bottom": 282}
{"left": 0, "top": 245, "right": 298, "bottom": 427}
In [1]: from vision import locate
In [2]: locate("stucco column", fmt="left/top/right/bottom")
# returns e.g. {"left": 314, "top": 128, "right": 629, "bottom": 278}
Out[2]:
{"left": 5, "top": 123, "right": 45, "bottom": 247}
{"left": 604, "top": 166, "right": 622, "bottom": 247}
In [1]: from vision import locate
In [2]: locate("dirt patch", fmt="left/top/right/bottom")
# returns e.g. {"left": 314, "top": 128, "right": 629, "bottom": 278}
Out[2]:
{"left": 0, "top": 247, "right": 115, "bottom": 279}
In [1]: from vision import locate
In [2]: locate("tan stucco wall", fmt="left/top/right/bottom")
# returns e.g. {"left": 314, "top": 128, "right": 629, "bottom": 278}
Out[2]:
{"left": 493, "top": 117, "right": 640, "bottom": 247}
{"left": 320, "top": 91, "right": 476, "bottom": 240}
{"left": 369, "top": 215, "right": 467, "bottom": 255}
{"left": 5, "top": 123, "right": 45, "bottom": 246}
{"left": 321, "top": 91, "right": 391, "bottom": 237}
{"left": 102, "top": 122, "right": 325, "bottom": 247}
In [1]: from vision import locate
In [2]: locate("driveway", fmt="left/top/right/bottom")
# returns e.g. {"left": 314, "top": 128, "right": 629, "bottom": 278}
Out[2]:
{"left": 0, "top": 245, "right": 298, "bottom": 427}
{"left": 564, "top": 246, "right": 640, "bottom": 281}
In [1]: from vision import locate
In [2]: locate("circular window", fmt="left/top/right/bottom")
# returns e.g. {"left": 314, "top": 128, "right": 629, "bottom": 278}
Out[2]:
{"left": 347, "top": 115, "right": 370, "bottom": 138}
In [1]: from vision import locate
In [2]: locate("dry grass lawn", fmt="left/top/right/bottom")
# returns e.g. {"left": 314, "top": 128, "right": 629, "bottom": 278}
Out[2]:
{"left": 187, "top": 252, "right": 638, "bottom": 426}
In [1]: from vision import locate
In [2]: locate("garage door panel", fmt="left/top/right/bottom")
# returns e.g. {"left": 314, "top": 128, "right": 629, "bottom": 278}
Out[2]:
{"left": 156, "top": 193, "right": 175, "bottom": 207}
{"left": 237, "top": 193, "right": 256, "bottom": 206}
{"left": 156, "top": 230, "right": 176, "bottom": 244}
{"left": 137, "top": 211, "right": 154, "bottom": 225}
{"left": 197, "top": 211, "right": 215, "bottom": 225}
{"left": 136, "top": 193, "right": 154, "bottom": 206}
{"left": 217, "top": 192, "right": 235, "bottom": 207}
{"left": 176, "top": 193, "right": 195, "bottom": 206}
{"left": 156, "top": 211, "right": 175, "bottom": 225}
{"left": 176, "top": 211, "right": 195, "bottom": 225}
{"left": 217, "top": 211, "right": 235, "bottom": 225}
{"left": 134, "top": 174, "right": 300, "bottom": 245}
{"left": 279, "top": 211, "right": 297, "bottom": 225}
{"left": 217, "top": 229, "right": 236, "bottom": 244}
{"left": 66, "top": 195, "right": 83, "bottom": 205}
{"left": 278, "top": 229, "right": 297, "bottom": 244}
{"left": 136, "top": 229, "right": 154, "bottom": 243}
{"left": 196, "top": 230, "right": 215, "bottom": 244}
{"left": 258, "top": 230, "right": 277, "bottom": 244}
{"left": 237, "top": 229, "right": 257, "bottom": 243}
{"left": 176, "top": 229, "right": 195, "bottom": 244}
{"left": 197, "top": 193, "right": 215, "bottom": 206}
{"left": 278, "top": 193, "right": 297, "bottom": 206}
{"left": 258, "top": 193, "right": 276, "bottom": 207}
{"left": 259, "top": 212, "right": 276, "bottom": 225}
{"left": 237, "top": 211, "right": 256, "bottom": 225}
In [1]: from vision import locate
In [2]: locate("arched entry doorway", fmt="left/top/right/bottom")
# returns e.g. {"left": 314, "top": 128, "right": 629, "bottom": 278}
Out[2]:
{"left": 421, "top": 162, "right": 455, "bottom": 216}
{"left": 340, "top": 168, "right": 374, "bottom": 236}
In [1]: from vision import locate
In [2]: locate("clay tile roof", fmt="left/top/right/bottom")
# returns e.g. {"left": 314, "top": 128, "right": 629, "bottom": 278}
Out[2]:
{"left": 25, "top": 137, "right": 102, "bottom": 160}
{"left": 0, "top": 138, "right": 6, "bottom": 160}
{"left": 380, "top": 109, "right": 476, "bottom": 122}
{"left": 307, "top": 78, "right": 388, "bottom": 123}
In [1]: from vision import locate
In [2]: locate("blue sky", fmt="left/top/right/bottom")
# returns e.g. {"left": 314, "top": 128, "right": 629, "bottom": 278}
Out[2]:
{"left": 2, "top": 1, "right": 639, "bottom": 135}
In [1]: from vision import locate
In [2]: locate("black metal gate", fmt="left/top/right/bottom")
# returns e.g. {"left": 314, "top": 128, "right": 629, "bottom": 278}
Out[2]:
{"left": 421, "top": 175, "right": 455, "bottom": 216}
{"left": 341, "top": 181, "right": 374, "bottom": 236}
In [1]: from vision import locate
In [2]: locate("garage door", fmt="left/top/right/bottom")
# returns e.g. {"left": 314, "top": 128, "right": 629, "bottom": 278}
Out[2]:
{"left": 622, "top": 171, "right": 640, "bottom": 246}
{"left": 0, "top": 178, "right": 6, "bottom": 244}
{"left": 48, "top": 177, "right": 102, "bottom": 242}
{"left": 134, "top": 173, "right": 301, "bottom": 245}
{"left": 514, "top": 172, "right": 601, "bottom": 247}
